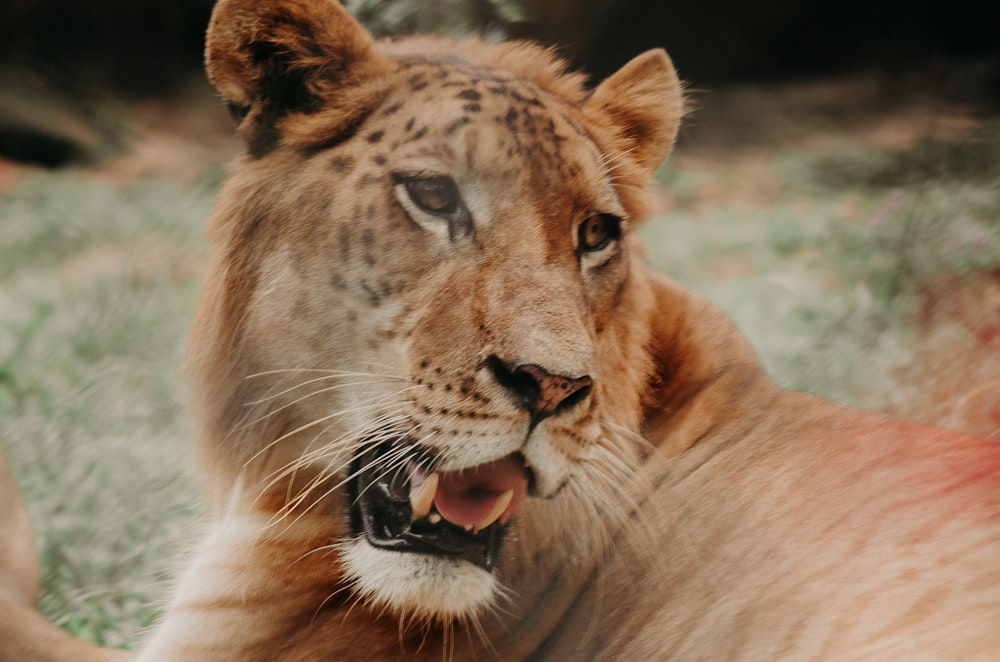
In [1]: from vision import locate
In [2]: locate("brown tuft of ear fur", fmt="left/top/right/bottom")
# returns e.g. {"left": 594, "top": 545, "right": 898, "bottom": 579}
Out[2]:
{"left": 205, "top": 0, "right": 391, "bottom": 155}
{"left": 583, "top": 49, "right": 684, "bottom": 179}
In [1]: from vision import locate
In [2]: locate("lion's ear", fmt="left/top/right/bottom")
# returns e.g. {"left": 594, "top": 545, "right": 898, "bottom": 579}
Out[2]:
{"left": 205, "top": 0, "right": 389, "bottom": 155}
{"left": 584, "top": 49, "right": 684, "bottom": 178}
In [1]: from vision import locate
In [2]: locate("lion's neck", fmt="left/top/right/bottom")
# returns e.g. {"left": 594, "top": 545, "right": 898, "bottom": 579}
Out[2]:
{"left": 635, "top": 269, "right": 778, "bottom": 455}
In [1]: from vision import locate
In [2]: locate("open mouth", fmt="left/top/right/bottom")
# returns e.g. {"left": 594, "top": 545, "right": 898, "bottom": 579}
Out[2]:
{"left": 349, "top": 443, "right": 530, "bottom": 570}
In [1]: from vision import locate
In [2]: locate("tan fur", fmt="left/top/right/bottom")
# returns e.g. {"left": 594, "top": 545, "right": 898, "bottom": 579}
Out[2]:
{"left": 2, "top": 0, "right": 999, "bottom": 659}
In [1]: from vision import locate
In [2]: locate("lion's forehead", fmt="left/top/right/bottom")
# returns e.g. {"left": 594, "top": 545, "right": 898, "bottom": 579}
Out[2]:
{"left": 354, "top": 59, "right": 608, "bottom": 189}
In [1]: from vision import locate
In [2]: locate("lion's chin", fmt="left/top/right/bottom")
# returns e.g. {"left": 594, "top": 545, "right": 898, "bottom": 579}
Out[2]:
{"left": 339, "top": 537, "right": 498, "bottom": 621}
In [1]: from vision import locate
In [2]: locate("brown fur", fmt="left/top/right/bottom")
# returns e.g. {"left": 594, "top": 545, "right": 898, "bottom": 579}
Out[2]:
{"left": 2, "top": 0, "right": 999, "bottom": 659}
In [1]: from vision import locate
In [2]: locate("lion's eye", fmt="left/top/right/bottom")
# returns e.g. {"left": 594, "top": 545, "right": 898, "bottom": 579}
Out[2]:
{"left": 404, "top": 176, "right": 459, "bottom": 215}
{"left": 393, "top": 173, "right": 472, "bottom": 240}
{"left": 578, "top": 214, "right": 621, "bottom": 253}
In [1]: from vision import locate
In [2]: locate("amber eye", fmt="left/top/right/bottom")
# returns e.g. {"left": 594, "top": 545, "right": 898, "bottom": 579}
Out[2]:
{"left": 393, "top": 173, "right": 473, "bottom": 240}
{"left": 578, "top": 214, "right": 621, "bottom": 252}
{"left": 404, "top": 176, "right": 459, "bottom": 215}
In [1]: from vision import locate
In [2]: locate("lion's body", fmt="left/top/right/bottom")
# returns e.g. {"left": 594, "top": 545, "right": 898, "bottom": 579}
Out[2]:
{"left": 625, "top": 389, "right": 1000, "bottom": 659}
{"left": 2, "top": 0, "right": 999, "bottom": 659}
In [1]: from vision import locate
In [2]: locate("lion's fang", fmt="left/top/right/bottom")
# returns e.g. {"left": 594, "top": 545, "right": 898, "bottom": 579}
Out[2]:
{"left": 409, "top": 472, "right": 439, "bottom": 519}
{"left": 472, "top": 489, "right": 514, "bottom": 534}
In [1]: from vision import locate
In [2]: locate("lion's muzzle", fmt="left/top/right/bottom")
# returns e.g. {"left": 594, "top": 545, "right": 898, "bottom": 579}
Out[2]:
{"left": 350, "top": 444, "right": 529, "bottom": 570}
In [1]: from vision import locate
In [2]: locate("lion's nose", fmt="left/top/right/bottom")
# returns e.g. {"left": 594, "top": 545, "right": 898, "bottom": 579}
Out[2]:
{"left": 487, "top": 356, "right": 593, "bottom": 422}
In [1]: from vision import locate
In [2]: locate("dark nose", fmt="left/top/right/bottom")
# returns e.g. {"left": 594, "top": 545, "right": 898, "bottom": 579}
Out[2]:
{"left": 487, "top": 356, "right": 593, "bottom": 422}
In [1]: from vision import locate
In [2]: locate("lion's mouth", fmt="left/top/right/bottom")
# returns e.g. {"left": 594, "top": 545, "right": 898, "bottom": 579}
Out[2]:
{"left": 349, "top": 444, "right": 530, "bottom": 570}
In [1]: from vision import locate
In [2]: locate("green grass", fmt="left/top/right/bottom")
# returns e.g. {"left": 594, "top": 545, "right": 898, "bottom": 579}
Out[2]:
{"left": 0, "top": 174, "right": 216, "bottom": 646}
{"left": 644, "top": 125, "right": 1000, "bottom": 412}
{"left": 1, "top": 125, "right": 998, "bottom": 647}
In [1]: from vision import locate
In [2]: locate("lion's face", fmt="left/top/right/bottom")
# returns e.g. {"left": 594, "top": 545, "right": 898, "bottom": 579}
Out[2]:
{"left": 195, "top": 0, "right": 682, "bottom": 623}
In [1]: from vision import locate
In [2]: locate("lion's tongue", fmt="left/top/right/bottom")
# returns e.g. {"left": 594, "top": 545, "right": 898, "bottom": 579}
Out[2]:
{"left": 412, "top": 455, "right": 528, "bottom": 530}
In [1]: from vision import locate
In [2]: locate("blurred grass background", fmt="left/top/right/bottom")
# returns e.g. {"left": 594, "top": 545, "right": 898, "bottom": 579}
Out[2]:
{"left": 646, "top": 124, "right": 1000, "bottom": 426}
{"left": 1, "top": 0, "right": 998, "bottom": 649}
{"left": 0, "top": 177, "right": 214, "bottom": 646}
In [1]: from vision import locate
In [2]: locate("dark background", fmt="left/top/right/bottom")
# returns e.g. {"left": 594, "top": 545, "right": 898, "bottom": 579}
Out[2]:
{"left": 521, "top": 0, "right": 998, "bottom": 86}
{"left": 2, "top": 0, "right": 996, "bottom": 89}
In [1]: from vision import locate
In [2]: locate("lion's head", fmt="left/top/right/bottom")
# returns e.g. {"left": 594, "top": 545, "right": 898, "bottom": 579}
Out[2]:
{"left": 190, "top": 0, "right": 685, "bottom": 623}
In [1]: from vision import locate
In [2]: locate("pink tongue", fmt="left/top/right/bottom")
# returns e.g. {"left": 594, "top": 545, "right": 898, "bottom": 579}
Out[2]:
{"left": 431, "top": 455, "right": 529, "bottom": 528}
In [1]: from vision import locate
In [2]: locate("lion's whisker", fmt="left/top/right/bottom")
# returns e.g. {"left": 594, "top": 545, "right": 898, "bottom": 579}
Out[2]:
{"left": 237, "top": 382, "right": 420, "bottom": 436}
{"left": 239, "top": 388, "right": 417, "bottom": 470}
{"left": 245, "top": 375, "right": 404, "bottom": 406}
{"left": 267, "top": 433, "right": 424, "bottom": 532}
{"left": 248, "top": 412, "right": 412, "bottom": 515}
{"left": 244, "top": 367, "right": 407, "bottom": 381}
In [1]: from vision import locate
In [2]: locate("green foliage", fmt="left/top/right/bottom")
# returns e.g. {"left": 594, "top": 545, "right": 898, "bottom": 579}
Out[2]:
{"left": 793, "top": 124, "right": 1000, "bottom": 306}
{"left": 344, "top": 0, "right": 530, "bottom": 40}
{"left": 0, "top": 173, "right": 214, "bottom": 647}
{"left": 798, "top": 124, "right": 1000, "bottom": 189}
{"left": 0, "top": 176, "right": 214, "bottom": 279}
{"left": 644, "top": 125, "right": 1000, "bottom": 407}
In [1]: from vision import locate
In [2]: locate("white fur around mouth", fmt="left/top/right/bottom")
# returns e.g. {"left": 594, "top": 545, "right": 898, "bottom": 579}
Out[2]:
{"left": 339, "top": 536, "right": 498, "bottom": 621}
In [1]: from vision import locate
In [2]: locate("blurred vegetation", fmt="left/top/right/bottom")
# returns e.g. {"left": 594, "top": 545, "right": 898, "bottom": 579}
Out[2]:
{"left": 795, "top": 125, "right": 1000, "bottom": 300}
{"left": 0, "top": 175, "right": 217, "bottom": 646}
{"left": 646, "top": 123, "right": 1000, "bottom": 410}
{"left": 345, "top": 0, "right": 529, "bottom": 39}
{"left": 801, "top": 124, "right": 1000, "bottom": 188}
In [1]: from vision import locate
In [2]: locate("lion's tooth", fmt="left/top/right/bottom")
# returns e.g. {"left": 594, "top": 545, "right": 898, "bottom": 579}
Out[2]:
{"left": 428, "top": 512, "right": 442, "bottom": 524}
{"left": 409, "top": 472, "right": 439, "bottom": 519}
{"left": 472, "top": 489, "right": 514, "bottom": 534}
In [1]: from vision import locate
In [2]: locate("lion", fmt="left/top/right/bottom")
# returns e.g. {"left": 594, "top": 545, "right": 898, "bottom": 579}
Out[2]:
{"left": 2, "top": 0, "right": 1000, "bottom": 659}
